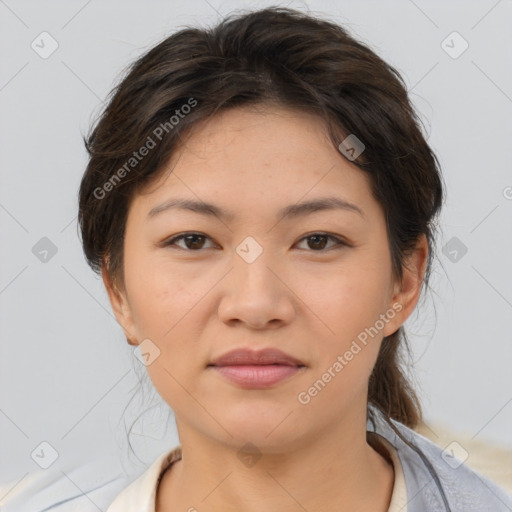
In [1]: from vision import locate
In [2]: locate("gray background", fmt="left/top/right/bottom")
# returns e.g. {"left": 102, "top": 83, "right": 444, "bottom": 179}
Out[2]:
{"left": 1, "top": 0, "right": 511, "bottom": 504}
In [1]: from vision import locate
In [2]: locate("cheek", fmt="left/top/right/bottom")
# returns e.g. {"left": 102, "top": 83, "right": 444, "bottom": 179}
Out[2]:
{"left": 307, "top": 284, "right": 387, "bottom": 404}
{"left": 312, "top": 266, "right": 390, "bottom": 363}
{"left": 322, "top": 268, "right": 388, "bottom": 323}
{"left": 125, "top": 257, "right": 191, "bottom": 336}
{"left": 125, "top": 261, "right": 209, "bottom": 371}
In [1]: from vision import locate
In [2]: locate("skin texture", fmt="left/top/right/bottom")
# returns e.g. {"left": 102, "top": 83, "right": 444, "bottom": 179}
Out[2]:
{"left": 103, "top": 105, "right": 428, "bottom": 512}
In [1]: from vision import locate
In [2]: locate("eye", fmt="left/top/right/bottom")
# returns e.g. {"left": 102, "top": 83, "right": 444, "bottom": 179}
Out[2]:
{"left": 161, "top": 232, "right": 349, "bottom": 252}
{"left": 295, "top": 233, "right": 348, "bottom": 251}
{"left": 163, "top": 232, "right": 216, "bottom": 251}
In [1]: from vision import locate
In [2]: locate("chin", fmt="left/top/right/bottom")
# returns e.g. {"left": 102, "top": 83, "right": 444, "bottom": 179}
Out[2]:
{"left": 218, "top": 411, "right": 305, "bottom": 450}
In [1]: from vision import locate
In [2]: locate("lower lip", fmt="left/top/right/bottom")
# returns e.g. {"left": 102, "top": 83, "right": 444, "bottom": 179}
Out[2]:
{"left": 209, "top": 364, "right": 303, "bottom": 388}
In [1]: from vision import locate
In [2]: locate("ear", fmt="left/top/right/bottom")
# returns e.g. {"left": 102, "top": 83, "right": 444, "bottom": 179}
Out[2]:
{"left": 101, "top": 264, "right": 139, "bottom": 346}
{"left": 382, "top": 233, "right": 429, "bottom": 337}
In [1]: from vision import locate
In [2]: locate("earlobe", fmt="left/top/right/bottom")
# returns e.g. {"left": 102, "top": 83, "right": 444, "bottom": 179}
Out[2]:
{"left": 383, "top": 234, "right": 429, "bottom": 337}
{"left": 101, "top": 264, "right": 139, "bottom": 346}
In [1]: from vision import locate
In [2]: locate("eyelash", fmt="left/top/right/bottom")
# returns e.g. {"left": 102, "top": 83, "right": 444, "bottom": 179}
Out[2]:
{"left": 162, "top": 232, "right": 349, "bottom": 252}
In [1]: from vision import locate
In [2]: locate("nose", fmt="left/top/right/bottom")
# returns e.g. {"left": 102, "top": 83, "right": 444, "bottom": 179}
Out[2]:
{"left": 217, "top": 245, "right": 295, "bottom": 329}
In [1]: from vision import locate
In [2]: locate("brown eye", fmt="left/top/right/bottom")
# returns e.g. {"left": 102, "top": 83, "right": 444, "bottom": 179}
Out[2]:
{"left": 307, "top": 234, "right": 328, "bottom": 250}
{"left": 163, "top": 232, "right": 348, "bottom": 252}
{"left": 164, "top": 233, "right": 214, "bottom": 250}
{"left": 296, "top": 233, "right": 347, "bottom": 251}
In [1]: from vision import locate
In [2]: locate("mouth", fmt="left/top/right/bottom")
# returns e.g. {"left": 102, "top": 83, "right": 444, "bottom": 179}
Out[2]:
{"left": 208, "top": 347, "right": 305, "bottom": 367}
{"left": 208, "top": 364, "right": 305, "bottom": 388}
{"left": 207, "top": 348, "right": 306, "bottom": 389}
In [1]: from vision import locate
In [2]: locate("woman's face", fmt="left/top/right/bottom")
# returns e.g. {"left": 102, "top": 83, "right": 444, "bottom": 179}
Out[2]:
{"left": 105, "top": 105, "right": 425, "bottom": 450}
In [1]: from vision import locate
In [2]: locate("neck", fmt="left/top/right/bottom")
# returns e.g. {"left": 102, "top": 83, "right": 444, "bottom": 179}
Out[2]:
{"left": 156, "top": 410, "right": 395, "bottom": 512}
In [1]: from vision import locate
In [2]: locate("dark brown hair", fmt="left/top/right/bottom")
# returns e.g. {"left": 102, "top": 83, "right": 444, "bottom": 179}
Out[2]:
{"left": 78, "top": 6, "right": 445, "bottom": 432}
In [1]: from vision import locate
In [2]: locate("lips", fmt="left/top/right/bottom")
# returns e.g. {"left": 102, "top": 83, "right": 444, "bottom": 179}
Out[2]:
{"left": 208, "top": 348, "right": 305, "bottom": 367}
{"left": 207, "top": 348, "right": 306, "bottom": 389}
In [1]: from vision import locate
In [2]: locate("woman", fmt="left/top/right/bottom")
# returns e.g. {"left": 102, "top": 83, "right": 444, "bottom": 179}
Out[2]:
{"left": 78, "top": 6, "right": 512, "bottom": 512}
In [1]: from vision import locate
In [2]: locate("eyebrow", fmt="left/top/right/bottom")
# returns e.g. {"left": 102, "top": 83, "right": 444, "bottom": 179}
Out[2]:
{"left": 147, "top": 196, "right": 365, "bottom": 221}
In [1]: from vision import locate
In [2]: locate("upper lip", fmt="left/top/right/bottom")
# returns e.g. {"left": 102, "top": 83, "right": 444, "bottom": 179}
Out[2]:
{"left": 209, "top": 348, "right": 305, "bottom": 367}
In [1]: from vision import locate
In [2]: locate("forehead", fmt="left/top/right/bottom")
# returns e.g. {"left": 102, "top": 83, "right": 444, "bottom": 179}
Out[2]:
{"left": 130, "top": 105, "right": 378, "bottom": 221}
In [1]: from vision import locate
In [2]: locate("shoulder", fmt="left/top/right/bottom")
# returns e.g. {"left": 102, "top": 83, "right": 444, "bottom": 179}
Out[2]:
{"left": 370, "top": 412, "right": 512, "bottom": 511}
{"left": 106, "top": 445, "right": 182, "bottom": 512}
{"left": 0, "top": 448, "right": 182, "bottom": 512}
{"left": 0, "top": 452, "right": 131, "bottom": 512}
